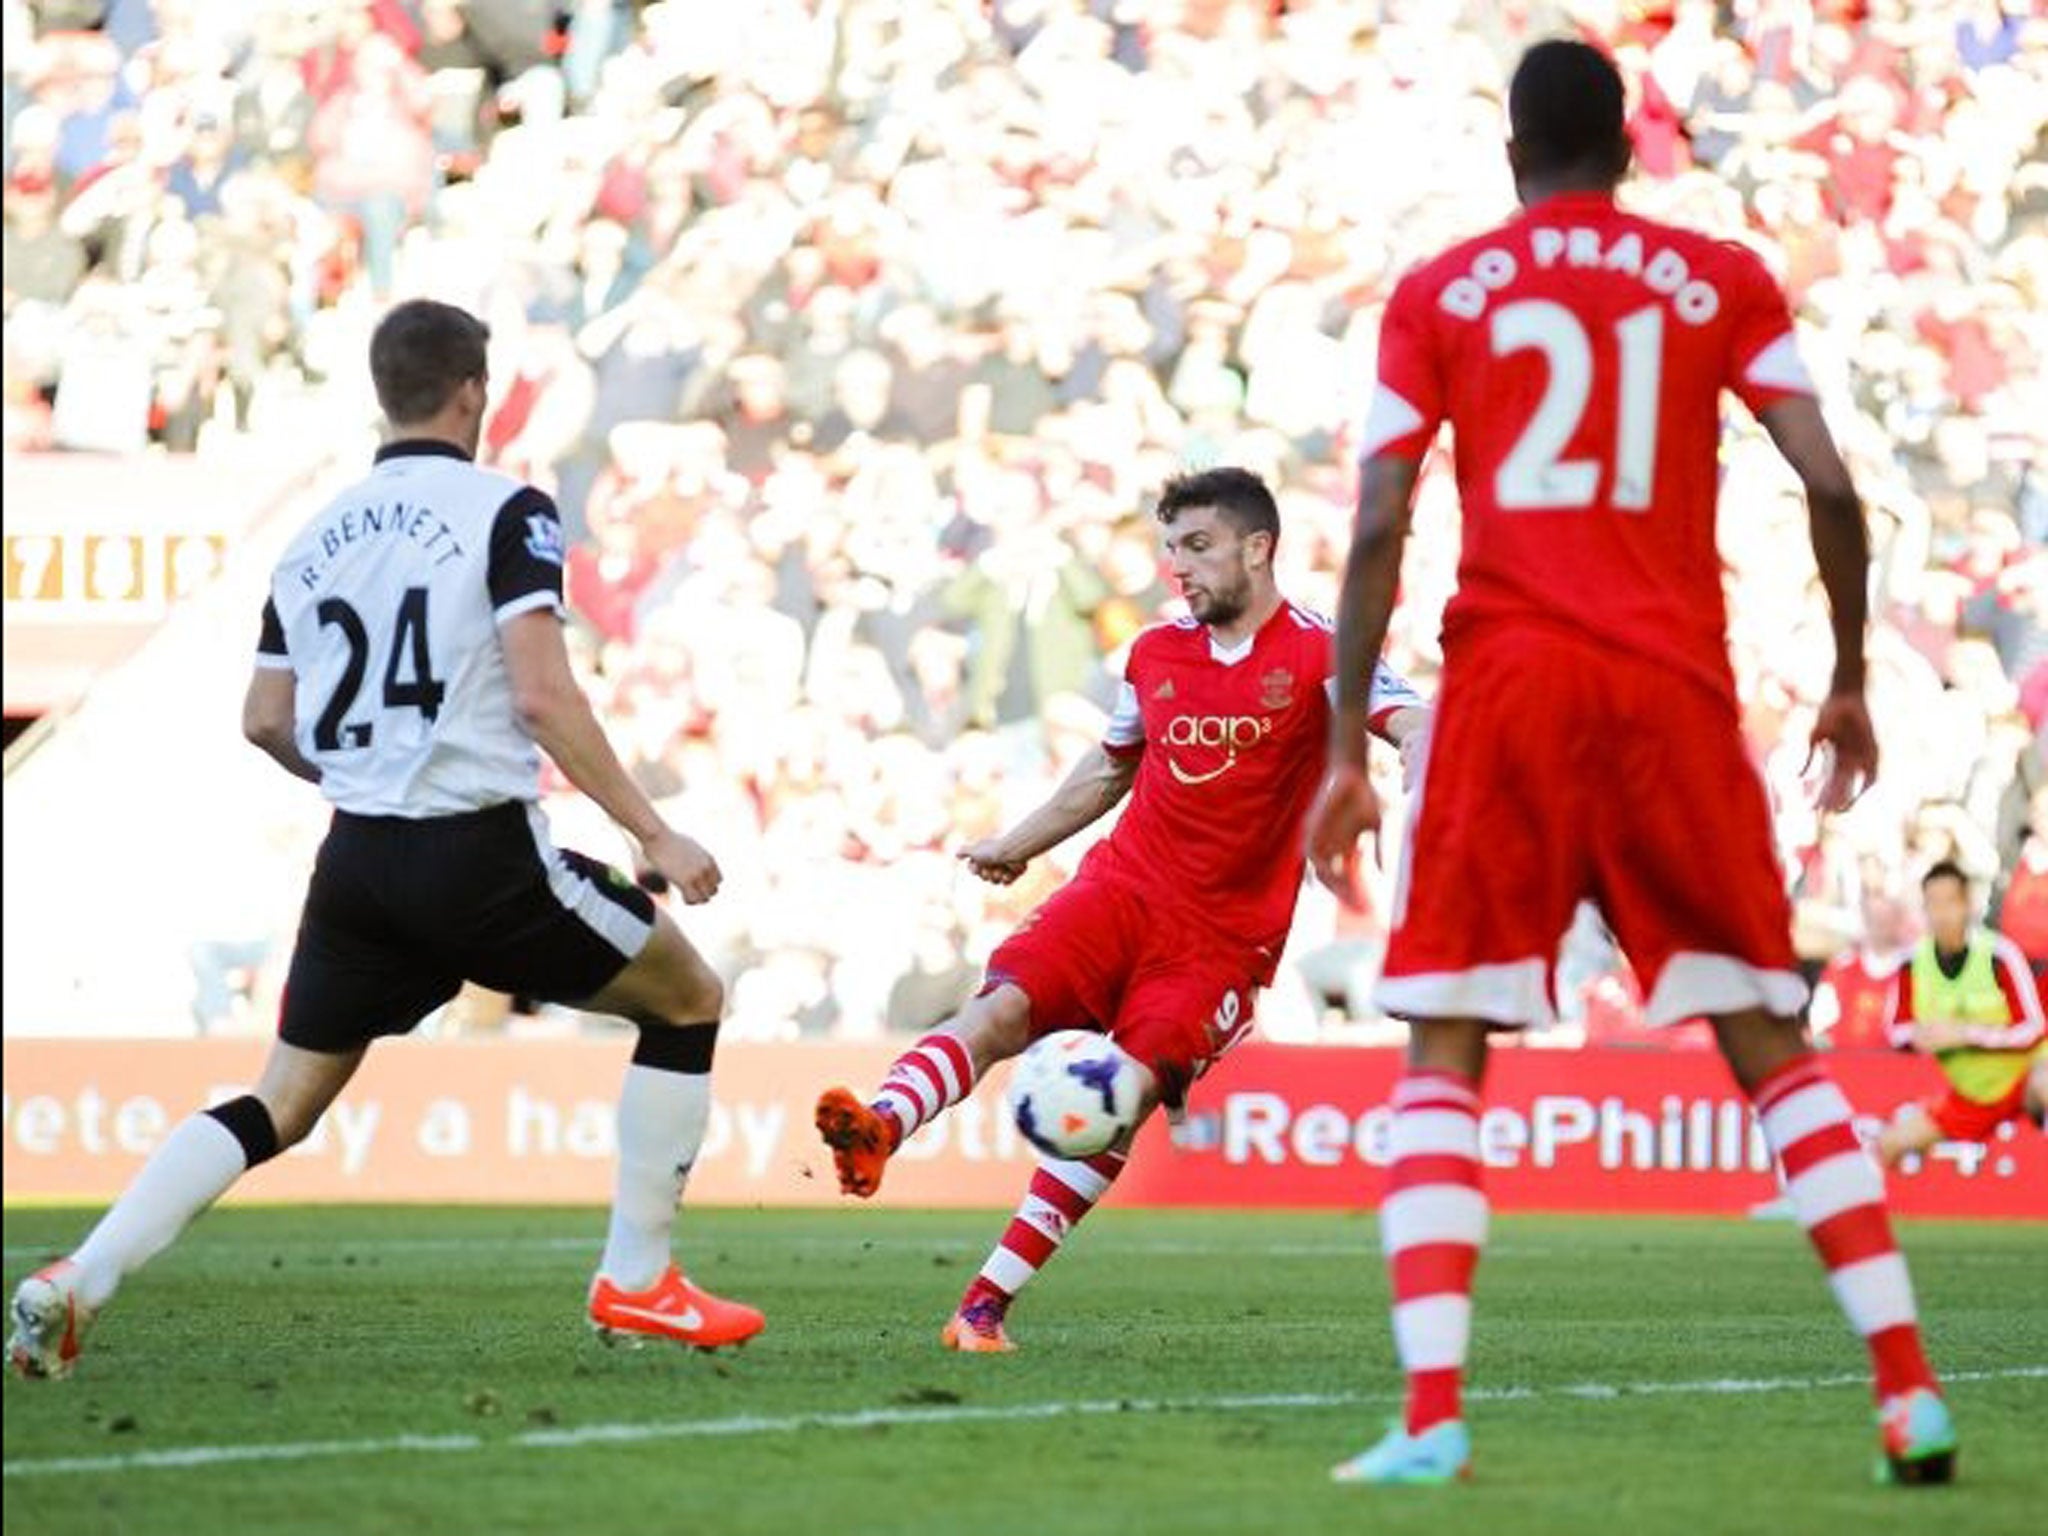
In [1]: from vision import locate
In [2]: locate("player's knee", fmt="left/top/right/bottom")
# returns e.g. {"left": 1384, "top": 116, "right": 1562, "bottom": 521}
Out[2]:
{"left": 961, "top": 987, "right": 1032, "bottom": 1064}
{"left": 673, "top": 963, "right": 724, "bottom": 1024}
{"left": 643, "top": 959, "right": 722, "bottom": 1029}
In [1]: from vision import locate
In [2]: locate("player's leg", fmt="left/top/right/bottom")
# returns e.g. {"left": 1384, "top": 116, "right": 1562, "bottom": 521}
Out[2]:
{"left": 1874, "top": 1100, "right": 1943, "bottom": 1169}
{"left": 1590, "top": 667, "right": 1951, "bottom": 1481}
{"left": 1337, "top": 640, "right": 1581, "bottom": 1485}
{"left": 818, "top": 876, "right": 1123, "bottom": 1198}
{"left": 946, "top": 954, "right": 1257, "bottom": 1350}
{"left": 946, "top": 1126, "right": 1135, "bottom": 1353}
{"left": 468, "top": 831, "right": 760, "bottom": 1349}
{"left": 578, "top": 911, "right": 726, "bottom": 1278}
{"left": 75, "top": 1037, "right": 366, "bottom": 1297}
{"left": 576, "top": 912, "right": 761, "bottom": 1346}
{"left": 11, "top": 805, "right": 463, "bottom": 1380}
{"left": 1713, "top": 1009, "right": 1953, "bottom": 1483}
{"left": 815, "top": 982, "right": 1035, "bottom": 1198}
{"left": 873, "top": 982, "right": 1036, "bottom": 1151}
{"left": 6, "top": 837, "right": 451, "bottom": 1383}
{"left": 1329, "top": 1016, "right": 1491, "bottom": 1486}
{"left": 8, "top": 1039, "right": 366, "bottom": 1380}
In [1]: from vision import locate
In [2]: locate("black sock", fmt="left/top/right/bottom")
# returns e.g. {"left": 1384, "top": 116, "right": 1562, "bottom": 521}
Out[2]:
{"left": 631, "top": 1021, "right": 718, "bottom": 1075}
{"left": 204, "top": 1094, "right": 281, "bottom": 1168}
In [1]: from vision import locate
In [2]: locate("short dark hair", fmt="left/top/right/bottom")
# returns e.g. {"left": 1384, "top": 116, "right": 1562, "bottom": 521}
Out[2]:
{"left": 1154, "top": 466, "right": 1280, "bottom": 546}
{"left": 369, "top": 299, "right": 490, "bottom": 426}
{"left": 1509, "top": 39, "right": 1629, "bottom": 181}
{"left": 1921, "top": 859, "right": 1969, "bottom": 892}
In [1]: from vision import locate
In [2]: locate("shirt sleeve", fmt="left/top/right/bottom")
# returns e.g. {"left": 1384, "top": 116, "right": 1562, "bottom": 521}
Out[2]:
{"left": 1366, "top": 660, "right": 1426, "bottom": 738}
{"left": 1356, "top": 271, "right": 1445, "bottom": 463}
{"left": 488, "top": 486, "right": 567, "bottom": 621}
{"left": 1885, "top": 964, "right": 1915, "bottom": 1048}
{"left": 1809, "top": 966, "right": 1844, "bottom": 1036}
{"left": 1972, "top": 936, "right": 2048, "bottom": 1050}
{"left": 254, "top": 596, "right": 292, "bottom": 670}
{"left": 1103, "top": 680, "right": 1145, "bottom": 757}
{"left": 1721, "top": 243, "right": 1815, "bottom": 418}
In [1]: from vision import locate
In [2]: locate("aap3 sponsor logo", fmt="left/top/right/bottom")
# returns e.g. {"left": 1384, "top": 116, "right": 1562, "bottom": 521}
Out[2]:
{"left": 1163, "top": 713, "right": 1272, "bottom": 786}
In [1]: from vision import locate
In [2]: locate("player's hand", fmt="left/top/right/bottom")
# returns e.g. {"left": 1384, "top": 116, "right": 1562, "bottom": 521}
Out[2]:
{"left": 1912, "top": 1020, "right": 1961, "bottom": 1054}
{"left": 958, "top": 839, "right": 1028, "bottom": 885}
{"left": 1805, "top": 690, "right": 1878, "bottom": 814}
{"left": 640, "top": 828, "right": 721, "bottom": 905}
{"left": 1305, "top": 760, "right": 1380, "bottom": 911}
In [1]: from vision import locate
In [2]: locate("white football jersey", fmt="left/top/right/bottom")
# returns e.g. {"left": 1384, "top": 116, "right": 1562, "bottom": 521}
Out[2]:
{"left": 256, "top": 440, "right": 566, "bottom": 816}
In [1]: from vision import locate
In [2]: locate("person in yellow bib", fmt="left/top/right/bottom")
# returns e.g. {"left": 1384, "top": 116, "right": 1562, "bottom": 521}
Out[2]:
{"left": 1877, "top": 860, "right": 2048, "bottom": 1168}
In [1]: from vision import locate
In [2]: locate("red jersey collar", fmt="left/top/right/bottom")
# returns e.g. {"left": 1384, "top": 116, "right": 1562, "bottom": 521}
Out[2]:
{"left": 1520, "top": 190, "right": 1620, "bottom": 217}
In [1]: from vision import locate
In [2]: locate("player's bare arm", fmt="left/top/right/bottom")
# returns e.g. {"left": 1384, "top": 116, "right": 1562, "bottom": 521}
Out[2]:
{"left": 1758, "top": 396, "right": 1877, "bottom": 812}
{"left": 1910, "top": 1020, "right": 1968, "bottom": 1052}
{"left": 1306, "top": 454, "right": 1421, "bottom": 904}
{"left": 499, "top": 608, "right": 721, "bottom": 904}
{"left": 240, "top": 665, "right": 321, "bottom": 784}
{"left": 959, "top": 743, "right": 1139, "bottom": 885}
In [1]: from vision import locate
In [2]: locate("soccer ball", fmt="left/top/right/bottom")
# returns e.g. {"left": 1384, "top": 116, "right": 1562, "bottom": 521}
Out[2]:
{"left": 1006, "top": 1030, "right": 1144, "bottom": 1158}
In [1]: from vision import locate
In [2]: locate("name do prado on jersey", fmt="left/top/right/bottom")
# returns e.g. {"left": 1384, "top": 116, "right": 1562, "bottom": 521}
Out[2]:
{"left": 1438, "top": 225, "right": 1726, "bottom": 326}
{"left": 295, "top": 501, "right": 466, "bottom": 591}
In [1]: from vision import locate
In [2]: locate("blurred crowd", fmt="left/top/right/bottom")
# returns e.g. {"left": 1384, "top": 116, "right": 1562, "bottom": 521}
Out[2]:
{"left": 4, "top": 0, "right": 2044, "bottom": 1044}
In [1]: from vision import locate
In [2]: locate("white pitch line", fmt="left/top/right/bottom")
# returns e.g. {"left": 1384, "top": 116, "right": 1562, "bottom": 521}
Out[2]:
{"left": 2, "top": 1237, "right": 1549, "bottom": 1262}
{"left": 6, "top": 1366, "right": 2041, "bottom": 1480}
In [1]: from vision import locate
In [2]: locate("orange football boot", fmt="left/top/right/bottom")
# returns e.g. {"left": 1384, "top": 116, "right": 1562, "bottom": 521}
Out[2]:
{"left": 814, "top": 1088, "right": 899, "bottom": 1197}
{"left": 941, "top": 1296, "right": 1016, "bottom": 1354}
{"left": 587, "top": 1264, "right": 764, "bottom": 1350}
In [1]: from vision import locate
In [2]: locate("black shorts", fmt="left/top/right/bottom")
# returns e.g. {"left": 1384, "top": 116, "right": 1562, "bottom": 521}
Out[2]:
{"left": 279, "top": 801, "right": 657, "bottom": 1053}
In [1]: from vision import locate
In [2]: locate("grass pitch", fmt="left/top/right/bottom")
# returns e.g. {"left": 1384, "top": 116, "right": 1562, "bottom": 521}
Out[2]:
{"left": 3, "top": 1206, "right": 2041, "bottom": 1535}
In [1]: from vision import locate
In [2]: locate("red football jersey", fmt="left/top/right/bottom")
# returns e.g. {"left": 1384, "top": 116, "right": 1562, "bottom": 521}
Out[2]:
{"left": 1362, "top": 190, "right": 1815, "bottom": 696}
{"left": 1084, "top": 602, "right": 1421, "bottom": 980}
{"left": 1815, "top": 947, "right": 1904, "bottom": 1052}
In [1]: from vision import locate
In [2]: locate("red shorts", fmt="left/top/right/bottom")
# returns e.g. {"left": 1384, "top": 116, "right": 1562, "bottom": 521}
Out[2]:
{"left": 1379, "top": 630, "right": 1803, "bottom": 1029}
{"left": 984, "top": 874, "right": 1258, "bottom": 1101}
{"left": 1923, "top": 1074, "right": 2035, "bottom": 1142}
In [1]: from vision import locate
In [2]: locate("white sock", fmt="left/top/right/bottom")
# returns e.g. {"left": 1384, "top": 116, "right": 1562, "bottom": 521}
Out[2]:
{"left": 70, "top": 1114, "right": 250, "bottom": 1310}
{"left": 600, "top": 1065, "right": 711, "bottom": 1291}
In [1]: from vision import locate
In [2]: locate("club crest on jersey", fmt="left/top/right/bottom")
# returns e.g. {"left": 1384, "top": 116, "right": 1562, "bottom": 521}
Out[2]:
{"left": 524, "top": 514, "right": 564, "bottom": 566}
{"left": 1260, "top": 668, "right": 1294, "bottom": 710}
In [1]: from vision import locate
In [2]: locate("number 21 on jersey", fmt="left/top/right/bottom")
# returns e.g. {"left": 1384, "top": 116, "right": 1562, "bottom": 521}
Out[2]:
{"left": 1491, "top": 300, "right": 1664, "bottom": 512}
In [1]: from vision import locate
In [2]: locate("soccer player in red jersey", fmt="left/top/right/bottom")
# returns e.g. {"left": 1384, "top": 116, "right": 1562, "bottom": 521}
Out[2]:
{"left": 1305, "top": 41, "right": 1954, "bottom": 1487}
{"left": 815, "top": 467, "right": 1426, "bottom": 1350}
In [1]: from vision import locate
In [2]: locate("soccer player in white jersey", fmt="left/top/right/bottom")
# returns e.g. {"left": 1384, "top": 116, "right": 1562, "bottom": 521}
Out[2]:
{"left": 9, "top": 300, "right": 762, "bottom": 1378}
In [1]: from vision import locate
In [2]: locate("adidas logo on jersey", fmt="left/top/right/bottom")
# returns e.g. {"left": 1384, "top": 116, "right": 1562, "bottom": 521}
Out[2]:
{"left": 1153, "top": 679, "right": 1176, "bottom": 700}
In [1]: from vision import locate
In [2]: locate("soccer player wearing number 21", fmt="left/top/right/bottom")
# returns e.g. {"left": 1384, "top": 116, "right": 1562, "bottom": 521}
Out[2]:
{"left": 10, "top": 300, "right": 762, "bottom": 1380}
{"left": 1305, "top": 42, "right": 1953, "bottom": 1487}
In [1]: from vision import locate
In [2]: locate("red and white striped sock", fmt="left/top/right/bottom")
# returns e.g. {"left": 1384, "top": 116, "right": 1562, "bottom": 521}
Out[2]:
{"left": 1381, "top": 1068, "right": 1487, "bottom": 1436}
{"left": 964, "top": 1149, "right": 1128, "bottom": 1313}
{"left": 871, "top": 1031, "right": 977, "bottom": 1146}
{"left": 1751, "top": 1055, "right": 1938, "bottom": 1401}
